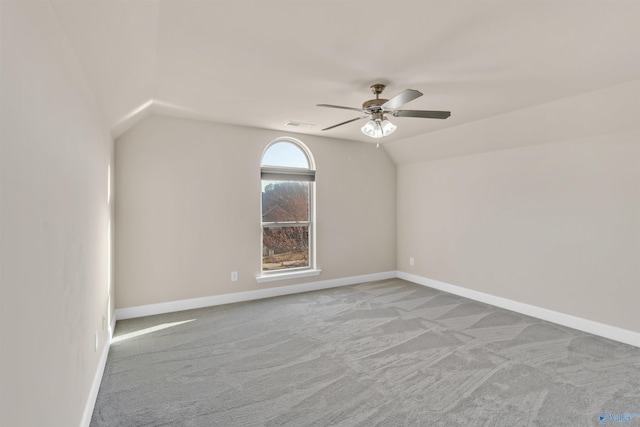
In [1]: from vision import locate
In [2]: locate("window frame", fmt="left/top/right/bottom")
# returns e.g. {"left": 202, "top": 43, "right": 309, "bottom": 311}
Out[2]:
{"left": 257, "top": 138, "right": 320, "bottom": 282}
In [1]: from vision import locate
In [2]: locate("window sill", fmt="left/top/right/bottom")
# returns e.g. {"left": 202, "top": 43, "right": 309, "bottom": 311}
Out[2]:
{"left": 256, "top": 269, "right": 322, "bottom": 284}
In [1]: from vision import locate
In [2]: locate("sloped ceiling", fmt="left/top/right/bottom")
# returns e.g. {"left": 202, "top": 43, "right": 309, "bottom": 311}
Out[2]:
{"left": 51, "top": 0, "right": 639, "bottom": 159}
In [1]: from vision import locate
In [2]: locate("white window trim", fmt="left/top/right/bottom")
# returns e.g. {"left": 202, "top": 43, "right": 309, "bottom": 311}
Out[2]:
{"left": 259, "top": 138, "right": 317, "bottom": 282}
{"left": 256, "top": 268, "right": 322, "bottom": 283}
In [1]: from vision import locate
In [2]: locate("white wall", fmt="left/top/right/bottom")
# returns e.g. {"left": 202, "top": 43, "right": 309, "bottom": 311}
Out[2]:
{"left": 115, "top": 115, "right": 396, "bottom": 309}
{"left": 0, "top": 3, "right": 113, "bottom": 426}
{"left": 397, "top": 82, "right": 640, "bottom": 333}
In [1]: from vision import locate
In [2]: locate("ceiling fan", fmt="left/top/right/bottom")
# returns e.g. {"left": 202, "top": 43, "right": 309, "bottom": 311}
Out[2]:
{"left": 318, "top": 84, "right": 450, "bottom": 139}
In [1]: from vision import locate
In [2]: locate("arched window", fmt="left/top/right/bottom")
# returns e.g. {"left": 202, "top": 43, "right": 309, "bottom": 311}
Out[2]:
{"left": 260, "top": 138, "right": 317, "bottom": 278}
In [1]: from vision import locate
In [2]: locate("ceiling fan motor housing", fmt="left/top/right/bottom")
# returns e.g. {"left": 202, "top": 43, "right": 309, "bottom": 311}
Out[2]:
{"left": 362, "top": 98, "right": 388, "bottom": 112}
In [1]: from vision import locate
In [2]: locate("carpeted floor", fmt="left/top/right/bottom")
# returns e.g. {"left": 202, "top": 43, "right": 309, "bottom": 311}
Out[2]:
{"left": 91, "top": 279, "right": 640, "bottom": 426}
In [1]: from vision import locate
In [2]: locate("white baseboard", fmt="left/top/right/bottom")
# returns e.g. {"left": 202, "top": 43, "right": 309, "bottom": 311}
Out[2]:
{"left": 397, "top": 271, "right": 640, "bottom": 348}
{"left": 79, "top": 314, "right": 114, "bottom": 427}
{"left": 110, "top": 313, "right": 116, "bottom": 338}
{"left": 115, "top": 271, "right": 397, "bottom": 321}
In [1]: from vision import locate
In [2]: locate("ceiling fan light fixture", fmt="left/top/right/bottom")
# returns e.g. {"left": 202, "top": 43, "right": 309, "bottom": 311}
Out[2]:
{"left": 381, "top": 118, "right": 397, "bottom": 136}
{"left": 360, "top": 120, "right": 379, "bottom": 137}
{"left": 361, "top": 118, "right": 396, "bottom": 138}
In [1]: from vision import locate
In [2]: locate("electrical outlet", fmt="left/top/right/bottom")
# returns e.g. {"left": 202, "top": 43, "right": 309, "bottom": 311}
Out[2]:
{"left": 409, "top": 257, "right": 415, "bottom": 266}
{"left": 231, "top": 271, "right": 238, "bottom": 282}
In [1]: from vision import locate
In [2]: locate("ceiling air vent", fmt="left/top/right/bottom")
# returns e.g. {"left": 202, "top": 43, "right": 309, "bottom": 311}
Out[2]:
{"left": 284, "top": 121, "right": 315, "bottom": 129}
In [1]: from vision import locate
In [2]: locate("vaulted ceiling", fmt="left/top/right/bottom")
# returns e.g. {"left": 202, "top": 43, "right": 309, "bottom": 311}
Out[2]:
{"left": 50, "top": 1, "right": 639, "bottom": 154}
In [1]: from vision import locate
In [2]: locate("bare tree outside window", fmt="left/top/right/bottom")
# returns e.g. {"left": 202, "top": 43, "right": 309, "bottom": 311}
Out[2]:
{"left": 262, "top": 182, "right": 310, "bottom": 270}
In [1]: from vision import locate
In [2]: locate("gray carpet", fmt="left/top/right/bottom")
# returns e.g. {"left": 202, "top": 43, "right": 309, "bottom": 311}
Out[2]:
{"left": 91, "top": 279, "right": 640, "bottom": 426}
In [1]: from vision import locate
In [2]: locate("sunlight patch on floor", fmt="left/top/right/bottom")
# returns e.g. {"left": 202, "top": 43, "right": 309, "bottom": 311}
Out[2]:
{"left": 113, "top": 319, "right": 196, "bottom": 343}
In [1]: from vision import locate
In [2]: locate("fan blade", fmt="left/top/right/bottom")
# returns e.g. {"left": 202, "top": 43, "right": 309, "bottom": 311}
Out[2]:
{"left": 392, "top": 110, "right": 451, "bottom": 119}
{"left": 381, "top": 89, "right": 423, "bottom": 110}
{"left": 317, "top": 104, "right": 366, "bottom": 113}
{"left": 321, "top": 116, "right": 368, "bottom": 131}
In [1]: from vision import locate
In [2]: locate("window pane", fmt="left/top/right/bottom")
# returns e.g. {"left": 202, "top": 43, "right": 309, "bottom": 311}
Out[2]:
{"left": 262, "top": 181, "right": 309, "bottom": 222}
{"left": 262, "top": 226, "right": 309, "bottom": 271}
{"left": 262, "top": 141, "right": 309, "bottom": 168}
